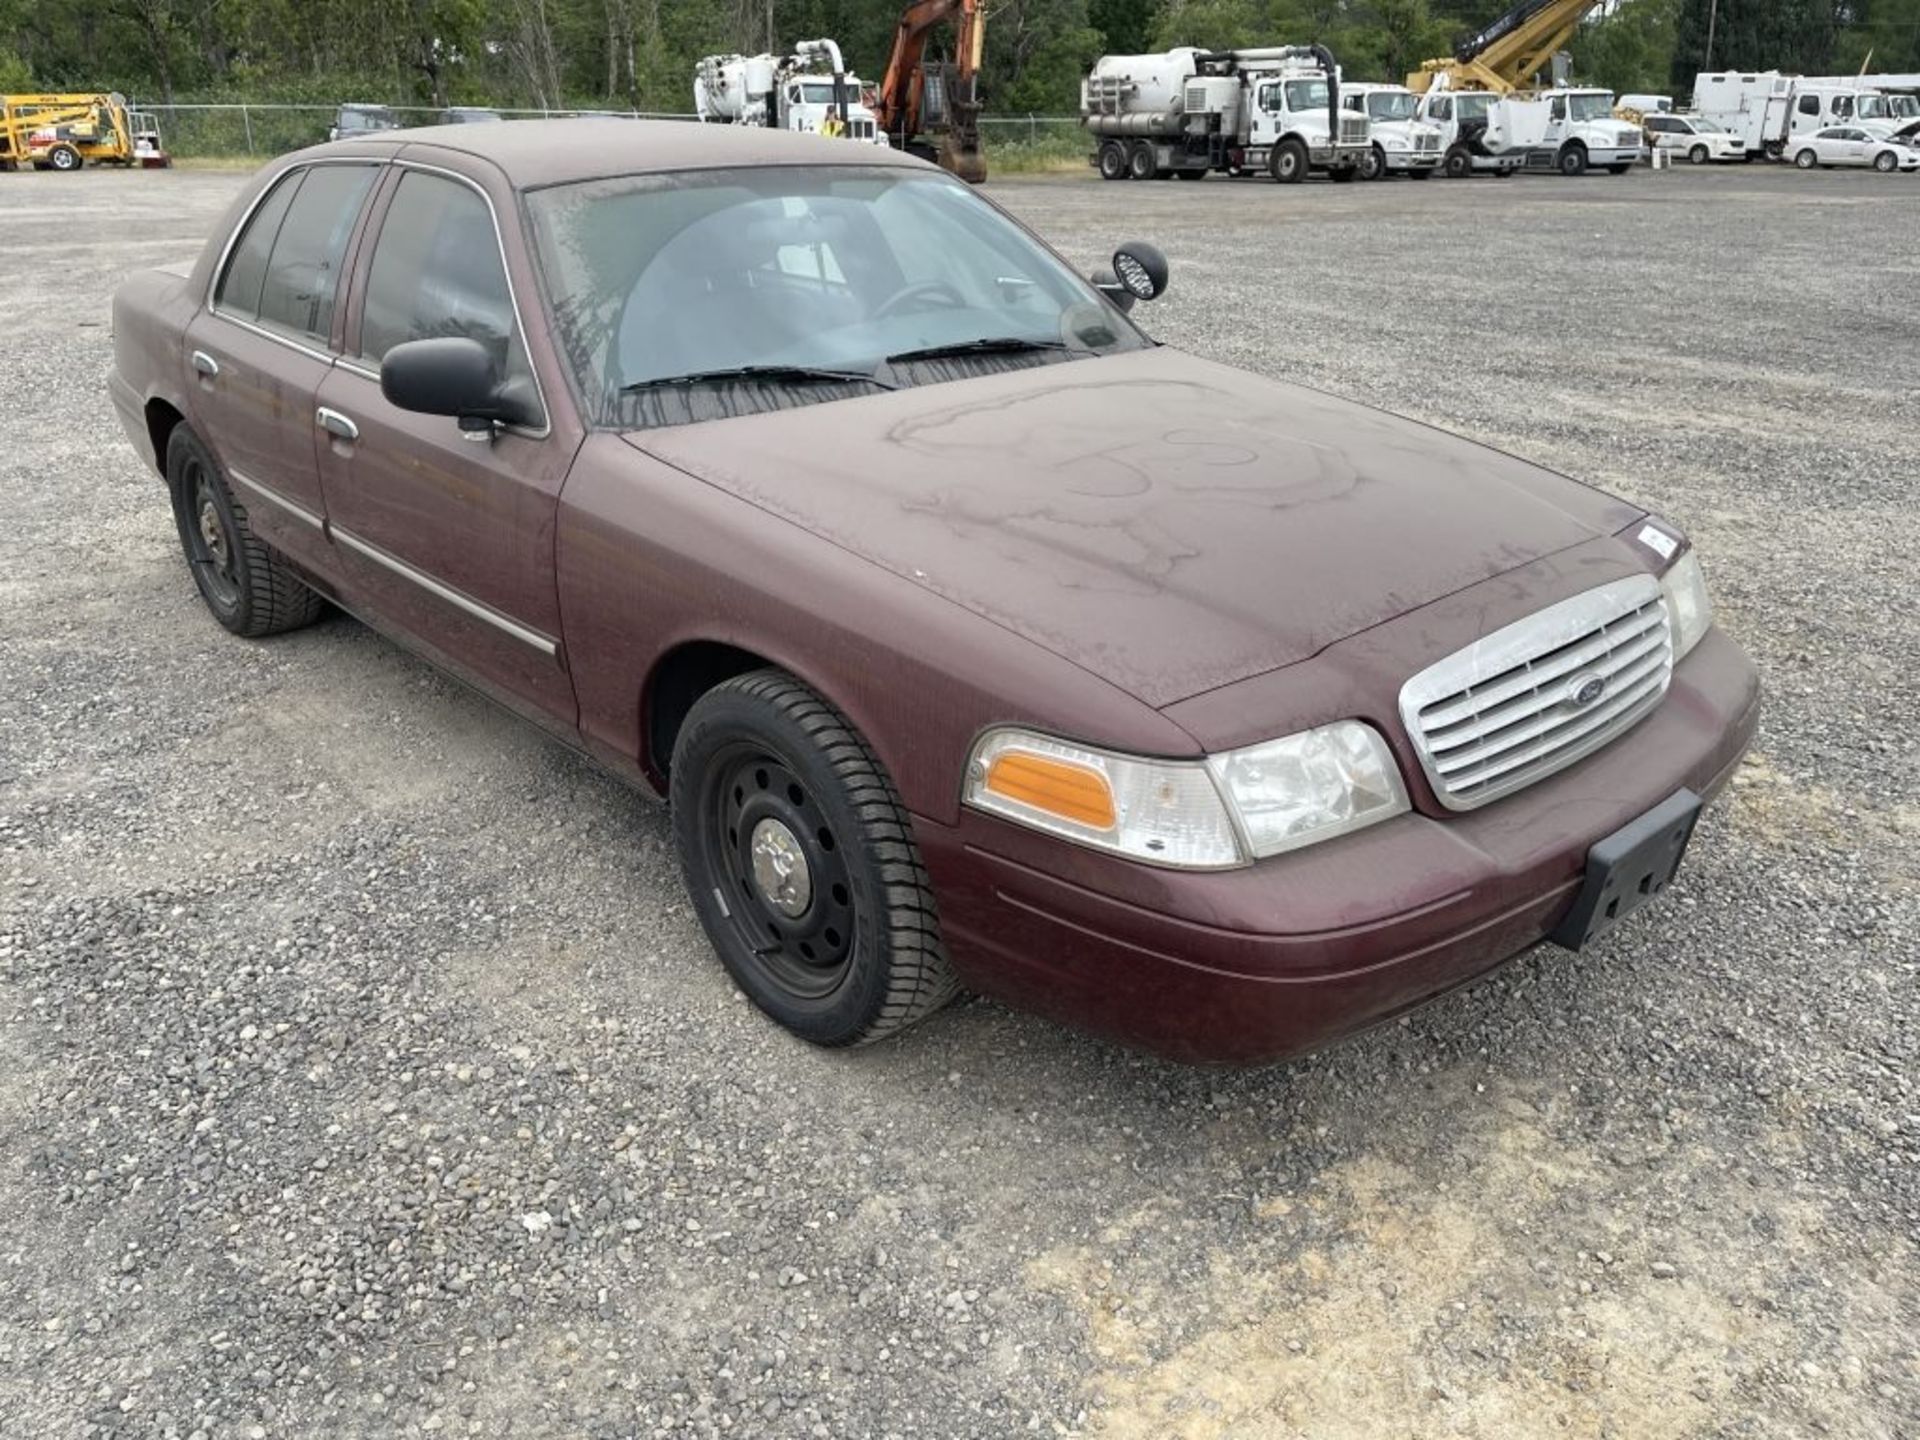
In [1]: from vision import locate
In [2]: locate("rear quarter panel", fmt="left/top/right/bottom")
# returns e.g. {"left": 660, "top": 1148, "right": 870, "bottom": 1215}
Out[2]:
{"left": 109, "top": 265, "right": 202, "bottom": 474}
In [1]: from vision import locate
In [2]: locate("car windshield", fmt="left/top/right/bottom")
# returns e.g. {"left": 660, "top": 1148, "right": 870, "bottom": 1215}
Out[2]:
{"left": 1365, "top": 92, "right": 1416, "bottom": 122}
{"left": 1283, "top": 78, "right": 1330, "bottom": 111}
{"left": 526, "top": 165, "right": 1148, "bottom": 427}
{"left": 1567, "top": 93, "right": 1614, "bottom": 121}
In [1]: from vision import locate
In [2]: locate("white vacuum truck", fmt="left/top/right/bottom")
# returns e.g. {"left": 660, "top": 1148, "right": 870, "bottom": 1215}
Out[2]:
{"left": 693, "top": 39, "right": 886, "bottom": 143}
{"left": 1081, "top": 45, "right": 1370, "bottom": 182}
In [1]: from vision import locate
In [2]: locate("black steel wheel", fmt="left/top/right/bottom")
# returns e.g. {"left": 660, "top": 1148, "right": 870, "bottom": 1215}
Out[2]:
{"left": 1270, "top": 137, "right": 1307, "bottom": 183}
{"left": 1557, "top": 143, "right": 1588, "bottom": 176}
{"left": 1443, "top": 146, "right": 1472, "bottom": 179}
{"left": 1098, "top": 140, "right": 1127, "bottom": 181}
{"left": 671, "top": 670, "right": 957, "bottom": 1048}
{"left": 166, "top": 425, "right": 326, "bottom": 637}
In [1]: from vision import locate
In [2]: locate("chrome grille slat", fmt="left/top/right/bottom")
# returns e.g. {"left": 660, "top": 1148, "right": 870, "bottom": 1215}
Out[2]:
{"left": 1398, "top": 575, "right": 1673, "bottom": 812}
{"left": 1424, "top": 624, "right": 1670, "bottom": 750}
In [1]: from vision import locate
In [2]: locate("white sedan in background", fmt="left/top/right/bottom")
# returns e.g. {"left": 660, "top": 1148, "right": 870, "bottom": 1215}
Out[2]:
{"left": 1790, "top": 127, "right": 1919, "bottom": 172}
{"left": 1643, "top": 113, "right": 1746, "bottom": 163}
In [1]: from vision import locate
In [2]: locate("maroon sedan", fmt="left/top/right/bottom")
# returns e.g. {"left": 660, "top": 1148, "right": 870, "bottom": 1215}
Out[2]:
{"left": 108, "top": 120, "right": 1758, "bottom": 1064}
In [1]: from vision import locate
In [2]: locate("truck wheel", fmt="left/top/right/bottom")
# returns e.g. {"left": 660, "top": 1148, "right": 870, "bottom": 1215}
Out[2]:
{"left": 1688, "top": 143, "right": 1710, "bottom": 165}
{"left": 1874, "top": 150, "right": 1898, "bottom": 172}
{"left": 48, "top": 143, "right": 82, "bottom": 172}
{"left": 1098, "top": 141, "right": 1127, "bottom": 181}
{"left": 1175, "top": 167, "right": 1206, "bottom": 180}
{"left": 1793, "top": 147, "right": 1816, "bottom": 169}
{"left": 1361, "top": 145, "right": 1386, "bottom": 180}
{"left": 1126, "top": 142, "right": 1156, "bottom": 181}
{"left": 1406, "top": 166, "right": 1432, "bottom": 179}
{"left": 166, "top": 426, "right": 326, "bottom": 637}
{"left": 1557, "top": 144, "right": 1587, "bottom": 177}
{"left": 1443, "top": 146, "right": 1473, "bottom": 179}
{"left": 1270, "top": 137, "right": 1307, "bottom": 184}
{"left": 671, "top": 670, "right": 958, "bottom": 1049}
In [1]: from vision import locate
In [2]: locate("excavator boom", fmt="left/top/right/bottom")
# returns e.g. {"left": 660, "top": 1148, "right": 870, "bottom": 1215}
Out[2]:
{"left": 874, "top": 0, "right": 987, "bottom": 182}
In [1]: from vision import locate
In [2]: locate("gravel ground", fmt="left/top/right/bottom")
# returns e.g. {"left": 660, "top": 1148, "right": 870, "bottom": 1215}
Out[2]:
{"left": 1, "top": 162, "right": 1915, "bottom": 1440}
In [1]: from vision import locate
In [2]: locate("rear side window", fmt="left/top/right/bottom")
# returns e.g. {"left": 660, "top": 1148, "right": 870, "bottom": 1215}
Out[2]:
{"left": 254, "top": 164, "right": 377, "bottom": 341}
{"left": 358, "top": 170, "right": 532, "bottom": 394}
{"left": 216, "top": 171, "right": 301, "bottom": 319}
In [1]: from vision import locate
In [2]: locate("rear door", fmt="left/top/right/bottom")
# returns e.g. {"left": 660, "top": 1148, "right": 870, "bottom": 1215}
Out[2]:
{"left": 183, "top": 160, "right": 380, "bottom": 567}
{"left": 313, "top": 158, "right": 579, "bottom": 724}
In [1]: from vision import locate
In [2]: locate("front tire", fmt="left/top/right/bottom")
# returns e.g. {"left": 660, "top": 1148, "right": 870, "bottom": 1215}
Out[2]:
{"left": 48, "top": 143, "right": 82, "bottom": 172}
{"left": 166, "top": 426, "right": 325, "bottom": 637}
{"left": 1443, "top": 146, "right": 1472, "bottom": 179}
{"left": 671, "top": 671, "right": 957, "bottom": 1049}
{"left": 1361, "top": 145, "right": 1386, "bottom": 181}
{"left": 1557, "top": 143, "right": 1587, "bottom": 177}
{"left": 1689, "top": 143, "right": 1710, "bottom": 165}
{"left": 1270, "top": 137, "right": 1307, "bottom": 184}
{"left": 1873, "top": 150, "right": 1897, "bottom": 172}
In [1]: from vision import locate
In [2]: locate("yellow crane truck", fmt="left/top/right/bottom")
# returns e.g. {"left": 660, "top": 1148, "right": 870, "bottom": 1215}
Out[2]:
{"left": 0, "top": 92, "right": 170, "bottom": 171}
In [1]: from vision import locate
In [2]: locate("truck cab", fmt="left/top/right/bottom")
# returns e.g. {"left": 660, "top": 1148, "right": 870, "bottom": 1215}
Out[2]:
{"left": 1341, "top": 83, "right": 1443, "bottom": 179}
{"left": 778, "top": 75, "right": 883, "bottom": 142}
{"left": 1413, "top": 89, "right": 1522, "bottom": 177}
{"left": 1248, "top": 67, "right": 1369, "bottom": 181}
{"left": 1509, "top": 88, "right": 1642, "bottom": 175}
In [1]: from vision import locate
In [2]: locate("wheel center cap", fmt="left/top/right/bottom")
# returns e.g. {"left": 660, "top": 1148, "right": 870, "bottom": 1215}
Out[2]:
{"left": 199, "top": 502, "right": 227, "bottom": 563}
{"left": 749, "top": 817, "right": 812, "bottom": 919}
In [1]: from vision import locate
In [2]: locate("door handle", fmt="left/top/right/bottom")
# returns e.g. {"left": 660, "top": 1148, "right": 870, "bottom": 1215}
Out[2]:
{"left": 191, "top": 350, "right": 220, "bottom": 378}
{"left": 316, "top": 407, "right": 359, "bottom": 442}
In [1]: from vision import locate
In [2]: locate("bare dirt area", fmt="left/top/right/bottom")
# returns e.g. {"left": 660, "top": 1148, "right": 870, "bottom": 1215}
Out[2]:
{"left": 0, "top": 163, "right": 1914, "bottom": 1440}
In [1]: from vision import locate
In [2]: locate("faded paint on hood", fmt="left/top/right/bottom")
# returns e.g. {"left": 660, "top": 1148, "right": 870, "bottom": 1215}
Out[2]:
{"left": 628, "top": 347, "right": 1643, "bottom": 708}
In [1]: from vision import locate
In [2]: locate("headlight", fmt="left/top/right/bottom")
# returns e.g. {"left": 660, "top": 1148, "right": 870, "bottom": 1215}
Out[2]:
{"left": 1661, "top": 550, "right": 1713, "bottom": 660}
{"left": 963, "top": 721, "right": 1407, "bottom": 870}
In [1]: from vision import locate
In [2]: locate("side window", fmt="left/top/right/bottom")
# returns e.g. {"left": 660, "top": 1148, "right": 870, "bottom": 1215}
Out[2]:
{"left": 1430, "top": 97, "right": 1450, "bottom": 121}
{"left": 1798, "top": 94, "right": 1820, "bottom": 117}
{"left": 1832, "top": 95, "right": 1852, "bottom": 118}
{"left": 256, "top": 165, "right": 377, "bottom": 341}
{"left": 1550, "top": 96, "right": 1567, "bottom": 121}
{"left": 216, "top": 170, "right": 303, "bottom": 319}
{"left": 358, "top": 170, "right": 532, "bottom": 396}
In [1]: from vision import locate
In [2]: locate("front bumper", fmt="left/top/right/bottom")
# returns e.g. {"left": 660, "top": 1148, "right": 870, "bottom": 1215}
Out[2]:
{"left": 1589, "top": 146, "right": 1641, "bottom": 167}
{"left": 1384, "top": 150, "right": 1442, "bottom": 171}
{"left": 915, "top": 628, "right": 1759, "bottom": 1066}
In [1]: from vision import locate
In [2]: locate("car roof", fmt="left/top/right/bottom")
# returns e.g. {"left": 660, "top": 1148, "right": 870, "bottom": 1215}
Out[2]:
{"left": 315, "top": 117, "right": 923, "bottom": 188}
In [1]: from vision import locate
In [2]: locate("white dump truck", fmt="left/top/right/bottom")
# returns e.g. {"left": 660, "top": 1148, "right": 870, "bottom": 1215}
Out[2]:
{"left": 1692, "top": 71, "right": 1911, "bottom": 156}
{"left": 1081, "top": 45, "right": 1370, "bottom": 182}
{"left": 693, "top": 39, "right": 885, "bottom": 143}
{"left": 1340, "top": 83, "right": 1444, "bottom": 178}
{"left": 1504, "top": 87, "right": 1643, "bottom": 174}
{"left": 1412, "top": 88, "right": 1524, "bottom": 176}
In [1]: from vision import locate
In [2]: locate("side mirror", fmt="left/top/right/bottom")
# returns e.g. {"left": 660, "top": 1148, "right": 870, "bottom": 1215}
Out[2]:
{"left": 381, "top": 336, "right": 537, "bottom": 435}
{"left": 1093, "top": 241, "right": 1169, "bottom": 312}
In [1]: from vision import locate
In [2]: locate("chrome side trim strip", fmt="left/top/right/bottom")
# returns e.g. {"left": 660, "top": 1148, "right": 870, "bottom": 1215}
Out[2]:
{"left": 227, "top": 467, "right": 324, "bottom": 531}
{"left": 331, "top": 526, "right": 558, "bottom": 658}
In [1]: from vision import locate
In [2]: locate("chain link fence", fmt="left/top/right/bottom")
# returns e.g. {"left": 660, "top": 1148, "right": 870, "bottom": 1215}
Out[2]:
{"left": 131, "top": 102, "right": 1086, "bottom": 166}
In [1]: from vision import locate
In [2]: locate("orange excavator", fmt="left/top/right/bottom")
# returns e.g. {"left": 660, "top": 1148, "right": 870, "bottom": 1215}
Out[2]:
{"left": 873, "top": 0, "right": 987, "bottom": 182}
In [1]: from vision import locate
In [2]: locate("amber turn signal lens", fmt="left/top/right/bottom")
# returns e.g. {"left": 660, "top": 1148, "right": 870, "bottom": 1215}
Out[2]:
{"left": 983, "top": 751, "right": 1117, "bottom": 831}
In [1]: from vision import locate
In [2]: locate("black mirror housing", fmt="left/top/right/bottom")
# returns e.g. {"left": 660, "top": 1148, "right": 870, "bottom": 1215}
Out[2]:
{"left": 381, "top": 337, "right": 534, "bottom": 431}
{"left": 1112, "top": 242, "right": 1169, "bottom": 302}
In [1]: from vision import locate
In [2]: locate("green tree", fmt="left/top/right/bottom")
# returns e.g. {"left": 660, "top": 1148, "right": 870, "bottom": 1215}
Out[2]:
{"left": 1672, "top": 0, "right": 1836, "bottom": 89}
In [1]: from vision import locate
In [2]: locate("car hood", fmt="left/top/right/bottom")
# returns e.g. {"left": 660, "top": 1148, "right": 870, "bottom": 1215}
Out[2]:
{"left": 628, "top": 347, "right": 1642, "bottom": 708}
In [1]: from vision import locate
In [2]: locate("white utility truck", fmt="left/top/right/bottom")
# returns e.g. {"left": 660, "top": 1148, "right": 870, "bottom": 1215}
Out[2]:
{"left": 694, "top": 39, "right": 886, "bottom": 143}
{"left": 1692, "top": 71, "right": 1910, "bottom": 157}
{"left": 1081, "top": 45, "right": 1370, "bottom": 182}
{"left": 1340, "top": 83, "right": 1444, "bottom": 178}
{"left": 1504, "top": 87, "right": 1642, "bottom": 174}
{"left": 1412, "top": 88, "right": 1523, "bottom": 176}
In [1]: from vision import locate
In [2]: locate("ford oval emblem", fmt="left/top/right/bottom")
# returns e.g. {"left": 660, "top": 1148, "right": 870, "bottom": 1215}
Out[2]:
{"left": 1569, "top": 674, "right": 1607, "bottom": 708}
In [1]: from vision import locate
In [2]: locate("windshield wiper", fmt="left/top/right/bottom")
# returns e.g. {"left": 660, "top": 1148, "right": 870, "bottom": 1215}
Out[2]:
{"left": 621, "top": 364, "right": 896, "bottom": 394}
{"left": 884, "top": 336, "right": 1071, "bottom": 365}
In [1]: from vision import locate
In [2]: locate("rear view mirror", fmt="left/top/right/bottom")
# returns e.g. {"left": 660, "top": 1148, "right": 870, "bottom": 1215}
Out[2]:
{"left": 381, "top": 336, "right": 537, "bottom": 434}
{"left": 1094, "top": 241, "right": 1169, "bottom": 312}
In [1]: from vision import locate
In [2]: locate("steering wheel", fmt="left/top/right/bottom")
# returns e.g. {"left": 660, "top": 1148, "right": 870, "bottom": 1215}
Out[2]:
{"left": 873, "top": 278, "right": 968, "bottom": 320}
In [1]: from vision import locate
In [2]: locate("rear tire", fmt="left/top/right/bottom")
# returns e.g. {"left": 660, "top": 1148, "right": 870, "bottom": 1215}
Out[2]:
{"left": 1688, "top": 143, "right": 1710, "bottom": 165}
{"left": 47, "top": 143, "right": 81, "bottom": 172}
{"left": 671, "top": 671, "right": 958, "bottom": 1049}
{"left": 1097, "top": 141, "right": 1127, "bottom": 181}
{"left": 1270, "top": 137, "right": 1308, "bottom": 183}
{"left": 166, "top": 425, "right": 326, "bottom": 637}
{"left": 1126, "top": 141, "right": 1156, "bottom": 181}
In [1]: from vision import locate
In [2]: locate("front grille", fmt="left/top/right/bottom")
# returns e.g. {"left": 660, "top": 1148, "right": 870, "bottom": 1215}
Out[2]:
{"left": 1398, "top": 575, "right": 1673, "bottom": 811}
{"left": 1339, "top": 114, "right": 1368, "bottom": 144}
{"left": 1415, "top": 132, "right": 1440, "bottom": 151}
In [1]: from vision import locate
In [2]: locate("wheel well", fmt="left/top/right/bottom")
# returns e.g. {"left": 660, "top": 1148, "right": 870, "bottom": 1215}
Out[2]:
{"left": 144, "top": 398, "right": 185, "bottom": 480}
{"left": 643, "top": 641, "right": 775, "bottom": 783}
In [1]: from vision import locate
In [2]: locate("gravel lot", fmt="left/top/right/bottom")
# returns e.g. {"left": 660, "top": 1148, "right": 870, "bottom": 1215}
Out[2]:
{"left": 1, "top": 161, "right": 1915, "bottom": 1440}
